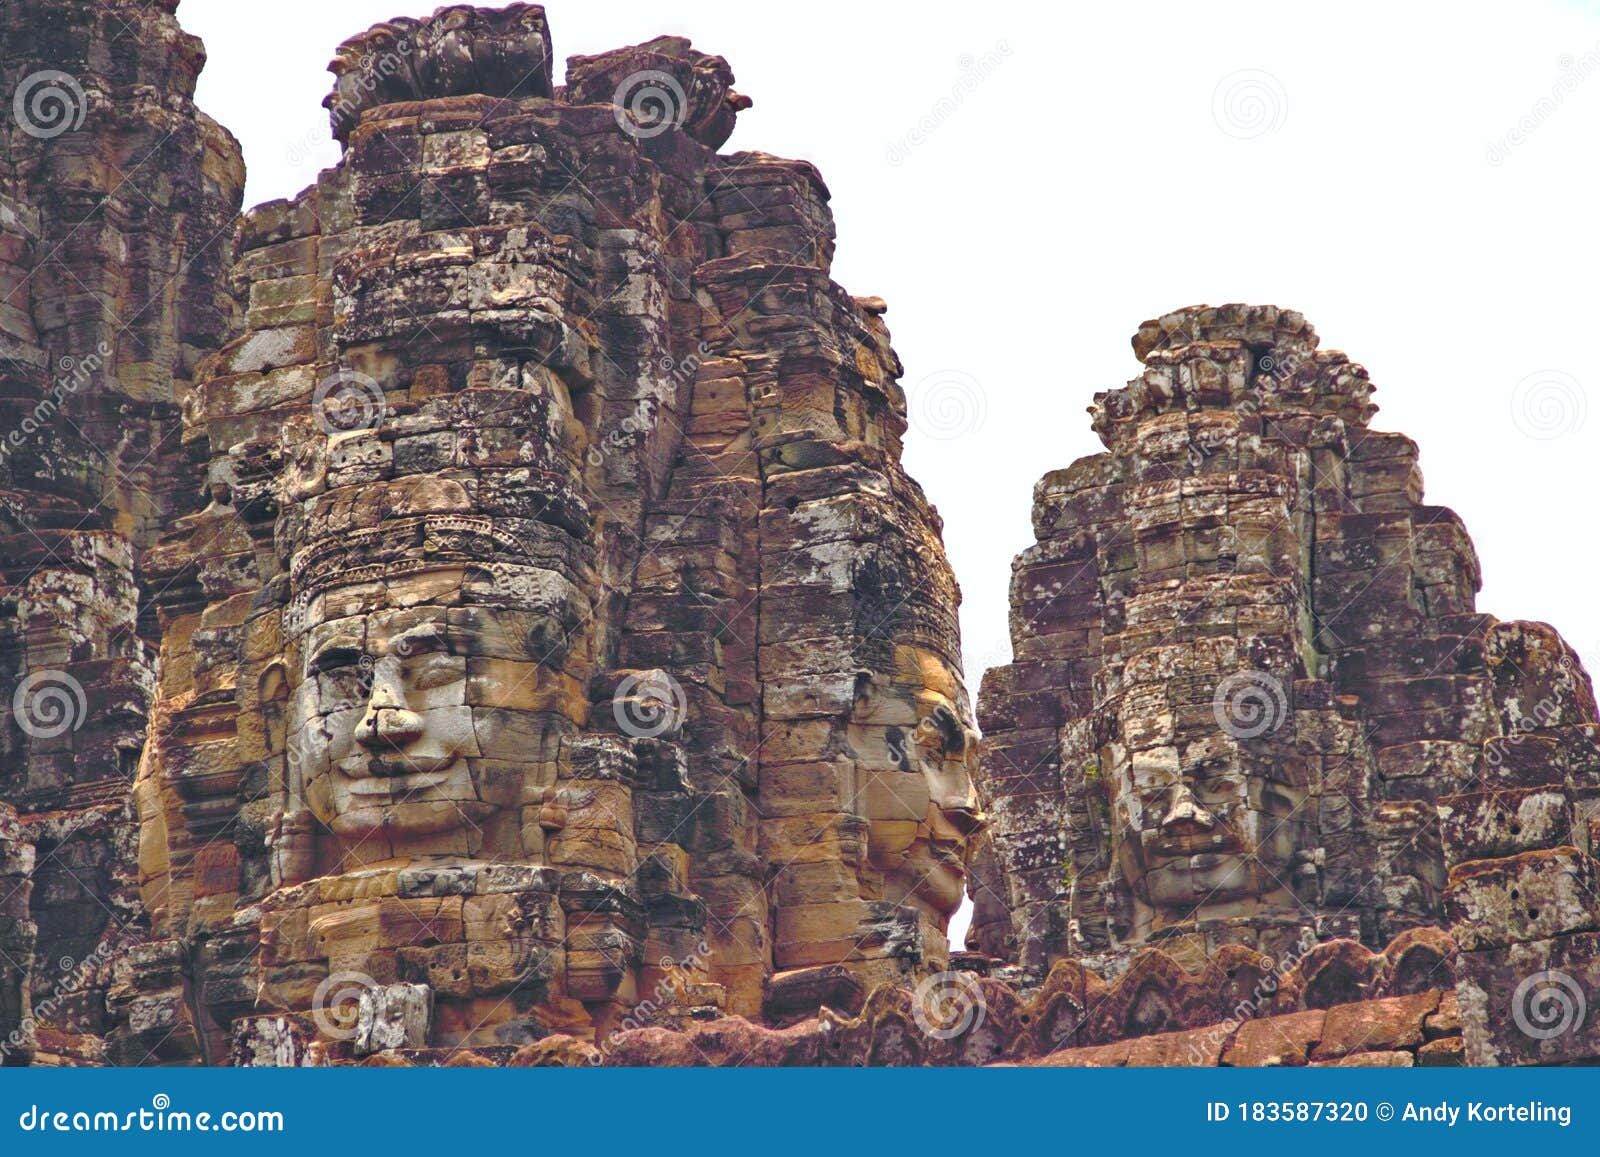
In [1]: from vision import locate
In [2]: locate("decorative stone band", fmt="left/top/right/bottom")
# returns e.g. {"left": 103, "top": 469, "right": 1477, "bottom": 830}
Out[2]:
{"left": 229, "top": 926, "right": 1460, "bottom": 1067}
{"left": 287, "top": 514, "right": 573, "bottom": 594}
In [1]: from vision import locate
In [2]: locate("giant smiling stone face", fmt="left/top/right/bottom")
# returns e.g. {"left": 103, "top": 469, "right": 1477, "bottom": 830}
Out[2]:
{"left": 1109, "top": 749, "right": 1306, "bottom": 926}
{"left": 282, "top": 538, "right": 591, "bottom": 870}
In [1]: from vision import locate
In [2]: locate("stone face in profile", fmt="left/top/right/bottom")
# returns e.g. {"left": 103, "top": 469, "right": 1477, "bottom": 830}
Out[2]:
{"left": 850, "top": 652, "right": 983, "bottom": 923}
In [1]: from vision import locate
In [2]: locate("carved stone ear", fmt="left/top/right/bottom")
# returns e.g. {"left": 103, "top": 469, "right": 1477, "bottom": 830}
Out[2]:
{"left": 258, "top": 662, "right": 290, "bottom": 757}
{"left": 259, "top": 662, "right": 288, "bottom": 702}
{"left": 267, "top": 809, "right": 317, "bottom": 889}
{"left": 524, "top": 599, "right": 581, "bottom": 669}
{"left": 851, "top": 670, "right": 876, "bottom": 719}
{"left": 929, "top": 704, "right": 964, "bottom": 754}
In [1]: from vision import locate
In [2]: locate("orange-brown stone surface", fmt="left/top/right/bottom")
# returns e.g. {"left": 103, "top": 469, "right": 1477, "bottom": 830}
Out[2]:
{"left": 3, "top": 5, "right": 1600, "bottom": 1069}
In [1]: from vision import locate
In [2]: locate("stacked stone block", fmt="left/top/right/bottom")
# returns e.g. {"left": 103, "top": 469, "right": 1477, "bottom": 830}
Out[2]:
{"left": 1443, "top": 622, "right": 1600, "bottom": 1064}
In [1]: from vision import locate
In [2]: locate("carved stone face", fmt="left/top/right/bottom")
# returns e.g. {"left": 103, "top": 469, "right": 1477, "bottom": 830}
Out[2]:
{"left": 283, "top": 554, "right": 588, "bottom": 868}
{"left": 1109, "top": 747, "right": 1305, "bottom": 928}
{"left": 275, "top": 218, "right": 602, "bottom": 871}
{"left": 850, "top": 646, "right": 984, "bottom": 920}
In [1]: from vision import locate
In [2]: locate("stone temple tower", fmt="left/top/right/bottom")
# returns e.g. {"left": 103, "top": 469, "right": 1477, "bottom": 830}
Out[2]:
{"left": 972, "top": 304, "right": 1600, "bottom": 992}
{"left": 116, "top": 4, "right": 980, "bottom": 1062}
{"left": 6, "top": 1, "right": 1600, "bottom": 1069}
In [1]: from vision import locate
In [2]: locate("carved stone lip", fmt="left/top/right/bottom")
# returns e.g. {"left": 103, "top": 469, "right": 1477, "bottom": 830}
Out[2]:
{"left": 1147, "top": 833, "right": 1244, "bottom": 860}
{"left": 341, "top": 771, "right": 454, "bottom": 798}
{"left": 337, "top": 754, "right": 462, "bottom": 784}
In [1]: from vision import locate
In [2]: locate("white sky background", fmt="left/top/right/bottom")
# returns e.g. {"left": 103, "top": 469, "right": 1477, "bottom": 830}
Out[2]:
{"left": 186, "top": 0, "right": 1600, "bottom": 944}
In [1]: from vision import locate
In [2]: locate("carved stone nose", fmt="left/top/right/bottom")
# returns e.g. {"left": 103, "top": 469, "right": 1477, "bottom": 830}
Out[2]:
{"left": 945, "top": 805, "right": 986, "bottom": 837}
{"left": 353, "top": 664, "right": 424, "bottom": 752}
{"left": 354, "top": 707, "right": 426, "bottom": 751}
{"left": 1158, "top": 783, "right": 1217, "bottom": 835}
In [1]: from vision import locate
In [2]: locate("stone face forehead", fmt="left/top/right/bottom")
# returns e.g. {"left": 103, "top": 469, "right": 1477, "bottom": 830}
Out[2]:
{"left": 288, "top": 515, "right": 577, "bottom": 587}
{"left": 285, "top": 555, "right": 588, "bottom": 638}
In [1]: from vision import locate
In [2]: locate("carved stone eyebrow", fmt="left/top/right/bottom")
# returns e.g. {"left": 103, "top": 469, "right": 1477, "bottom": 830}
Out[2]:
{"left": 307, "top": 643, "right": 363, "bottom": 674}
{"left": 388, "top": 623, "right": 448, "bottom": 658}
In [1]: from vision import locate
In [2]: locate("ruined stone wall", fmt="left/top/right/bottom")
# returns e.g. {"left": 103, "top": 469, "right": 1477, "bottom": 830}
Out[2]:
{"left": 0, "top": 803, "right": 36, "bottom": 1061}
{"left": 0, "top": 0, "right": 244, "bottom": 1064}
{"left": 972, "top": 305, "right": 1600, "bottom": 1068}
